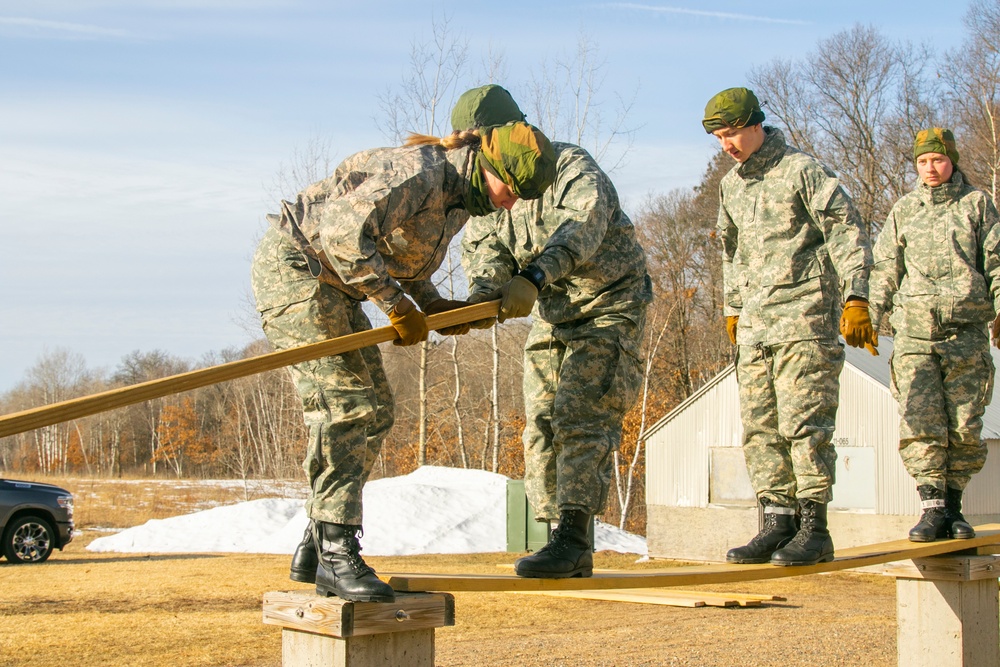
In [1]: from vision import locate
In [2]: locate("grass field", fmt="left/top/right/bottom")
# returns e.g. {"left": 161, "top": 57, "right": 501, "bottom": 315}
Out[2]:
{"left": 0, "top": 477, "right": 897, "bottom": 666}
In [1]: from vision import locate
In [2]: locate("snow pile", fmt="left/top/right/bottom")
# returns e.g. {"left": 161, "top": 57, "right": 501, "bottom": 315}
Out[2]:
{"left": 87, "top": 466, "right": 647, "bottom": 556}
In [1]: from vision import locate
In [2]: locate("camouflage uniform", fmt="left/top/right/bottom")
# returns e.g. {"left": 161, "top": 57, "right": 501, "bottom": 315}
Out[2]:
{"left": 251, "top": 144, "right": 477, "bottom": 524}
{"left": 869, "top": 170, "right": 1000, "bottom": 491}
{"left": 462, "top": 142, "right": 652, "bottom": 519}
{"left": 718, "top": 127, "right": 872, "bottom": 505}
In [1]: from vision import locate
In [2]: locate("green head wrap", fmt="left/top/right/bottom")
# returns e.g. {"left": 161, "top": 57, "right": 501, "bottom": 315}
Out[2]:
{"left": 702, "top": 87, "right": 766, "bottom": 134}
{"left": 913, "top": 128, "right": 959, "bottom": 166}
{"left": 451, "top": 85, "right": 525, "bottom": 132}
{"left": 480, "top": 122, "right": 556, "bottom": 200}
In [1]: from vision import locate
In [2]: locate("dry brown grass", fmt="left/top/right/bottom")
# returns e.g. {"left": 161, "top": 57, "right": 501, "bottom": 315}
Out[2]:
{"left": 0, "top": 478, "right": 898, "bottom": 667}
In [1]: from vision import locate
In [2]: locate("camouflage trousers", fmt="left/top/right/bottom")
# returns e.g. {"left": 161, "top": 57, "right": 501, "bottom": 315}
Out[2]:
{"left": 891, "top": 328, "right": 994, "bottom": 491}
{"left": 736, "top": 339, "right": 844, "bottom": 505}
{"left": 251, "top": 229, "right": 394, "bottom": 525}
{"left": 522, "top": 309, "right": 645, "bottom": 520}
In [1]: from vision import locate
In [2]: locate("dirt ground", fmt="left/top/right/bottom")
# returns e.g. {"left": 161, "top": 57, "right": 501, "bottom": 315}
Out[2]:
{"left": 0, "top": 533, "right": 897, "bottom": 667}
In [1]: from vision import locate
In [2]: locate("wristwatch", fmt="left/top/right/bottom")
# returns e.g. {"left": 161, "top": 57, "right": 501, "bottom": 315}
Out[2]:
{"left": 517, "top": 264, "right": 546, "bottom": 291}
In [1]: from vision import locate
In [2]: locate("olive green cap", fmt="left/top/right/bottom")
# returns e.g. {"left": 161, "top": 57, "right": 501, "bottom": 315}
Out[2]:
{"left": 480, "top": 121, "right": 556, "bottom": 200}
{"left": 702, "top": 87, "right": 766, "bottom": 133}
{"left": 451, "top": 85, "right": 525, "bottom": 132}
{"left": 913, "top": 128, "right": 959, "bottom": 166}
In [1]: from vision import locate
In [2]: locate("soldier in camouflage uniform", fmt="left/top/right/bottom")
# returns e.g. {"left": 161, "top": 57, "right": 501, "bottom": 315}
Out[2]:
{"left": 453, "top": 85, "right": 652, "bottom": 579}
{"left": 251, "top": 118, "right": 555, "bottom": 602}
{"left": 704, "top": 87, "right": 876, "bottom": 566}
{"left": 869, "top": 128, "right": 1000, "bottom": 542}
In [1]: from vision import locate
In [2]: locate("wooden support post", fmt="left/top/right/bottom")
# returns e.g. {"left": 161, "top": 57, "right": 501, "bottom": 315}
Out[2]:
{"left": 263, "top": 590, "right": 455, "bottom": 667}
{"left": 885, "top": 555, "right": 1000, "bottom": 667}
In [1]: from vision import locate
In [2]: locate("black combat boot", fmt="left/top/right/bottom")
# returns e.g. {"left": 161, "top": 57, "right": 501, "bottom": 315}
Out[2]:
{"left": 770, "top": 500, "right": 834, "bottom": 566}
{"left": 945, "top": 486, "right": 975, "bottom": 540}
{"left": 726, "top": 500, "right": 798, "bottom": 564}
{"left": 909, "top": 485, "right": 950, "bottom": 542}
{"left": 514, "top": 509, "right": 593, "bottom": 578}
{"left": 315, "top": 523, "right": 395, "bottom": 602}
{"left": 289, "top": 520, "right": 318, "bottom": 584}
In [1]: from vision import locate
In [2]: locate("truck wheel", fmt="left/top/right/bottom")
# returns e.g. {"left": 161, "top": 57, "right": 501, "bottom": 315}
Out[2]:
{"left": 3, "top": 516, "right": 55, "bottom": 563}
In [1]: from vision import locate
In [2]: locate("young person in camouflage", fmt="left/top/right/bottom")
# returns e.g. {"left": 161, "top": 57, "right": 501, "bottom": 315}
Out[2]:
{"left": 869, "top": 128, "right": 1000, "bottom": 542}
{"left": 453, "top": 85, "right": 652, "bottom": 579}
{"left": 704, "top": 87, "right": 876, "bottom": 567}
{"left": 251, "top": 117, "right": 555, "bottom": 602}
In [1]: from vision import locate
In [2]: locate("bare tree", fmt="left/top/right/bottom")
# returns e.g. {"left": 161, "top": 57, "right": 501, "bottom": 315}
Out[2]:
{"left": 944, "top": 0, "right": 1000, "bottom": 200}
{"left": 523, "top": 31, "right": 639, "bottom": 173}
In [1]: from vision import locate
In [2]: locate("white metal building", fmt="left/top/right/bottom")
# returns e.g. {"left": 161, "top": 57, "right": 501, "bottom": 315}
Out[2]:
{"left": 644, "top": 337, "right": 1000, "bottom": 561}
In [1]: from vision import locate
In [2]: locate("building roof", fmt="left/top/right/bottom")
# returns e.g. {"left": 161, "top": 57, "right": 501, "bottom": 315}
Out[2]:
{"left": 644, "top": 336, "right": 1000, "bottom": 440}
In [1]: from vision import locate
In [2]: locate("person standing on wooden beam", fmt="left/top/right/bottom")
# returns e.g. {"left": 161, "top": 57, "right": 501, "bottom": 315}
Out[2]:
{"left": 869, "top": 128, "right": 1000, "bottom": 542}
{"left": 455, "top": 85, "right": 653, "bottom": 578}
{"left": 251, "top": 112, "right": 555, "bottom": 601}
{"left": 705, "top": 87, "right": 876, "bottom": 566}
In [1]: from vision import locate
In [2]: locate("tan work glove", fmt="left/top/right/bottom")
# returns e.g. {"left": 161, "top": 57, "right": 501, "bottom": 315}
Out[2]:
{"left": 424, "top": 298, "right": 472, "bottom": 336}
{"left": 993, "top": 313, "right": 1000, "bottom": 348}
{"left": 387, "top": 297, "right": 428, "bottom": 346}
{"left": 840, "top": 299, "right": 876, "bottom": 354}
{"left": 496, "top": 275, "right": 538, "bottom": 323}
{"left": 725, "top": 315, "right": 739, "bottom": 345}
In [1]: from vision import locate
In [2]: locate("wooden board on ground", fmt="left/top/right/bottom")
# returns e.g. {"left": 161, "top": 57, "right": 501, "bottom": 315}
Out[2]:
{"left": 383, "top": 524, "right": 1000, "bottom": 593}
{"left": 517, "top": 588, "right": 783, "bottom": 608}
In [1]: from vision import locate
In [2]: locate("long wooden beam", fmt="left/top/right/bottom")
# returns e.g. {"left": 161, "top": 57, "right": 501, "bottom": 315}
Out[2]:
{"left": 0, "top": 301, "right": 500, "bottom": 438}
{"left": 383, "top": 524, "right": 1000, "bottom": 592}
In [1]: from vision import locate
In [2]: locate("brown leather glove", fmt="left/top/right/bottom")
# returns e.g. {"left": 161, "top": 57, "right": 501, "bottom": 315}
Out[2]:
{"left": 725, "top": 315, "right": 739, "bottom": 345}
{"left": 496, "top": 275, "right": 538, "bottom": 323}
{"left": 387, "top": 298, "right": 428, "bottom": 346}
{"left": 993, "top": 313, "right": 1000, "bottom": 348}
{"left": 840, "top": 299, "right": 875, "bottom": 349}
{"left": 424, "top": 298, "right": 472, "bottom": 336}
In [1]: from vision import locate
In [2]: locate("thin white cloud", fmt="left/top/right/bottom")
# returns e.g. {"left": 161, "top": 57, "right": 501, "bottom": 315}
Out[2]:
{"left": 0, "top": 16, "right": 130, "bottom": 38}
{"left": 601, "top": 3, "right": 810, "bottom": 25}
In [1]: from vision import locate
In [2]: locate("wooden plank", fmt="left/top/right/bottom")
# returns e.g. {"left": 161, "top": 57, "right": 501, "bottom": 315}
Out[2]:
{"left": 883, "top": 555, "right": 1000, "bottom": 581}
{"left": 518, "top": 589, "right": 713, "bottom": 607}
{"left": 518, "top": 588, "right": 775, "bottom": 607}
{"left": 263, "top": 590, "right": 455, "bottom": 638}
{"left": 0, "top": 301, "right": 499, "bottom": 438}
{"left": 384, "top": 524, "right": 1000, "bottom": 592}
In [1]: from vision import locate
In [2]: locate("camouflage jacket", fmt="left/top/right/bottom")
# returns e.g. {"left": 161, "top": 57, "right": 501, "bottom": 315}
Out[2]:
{"left": 718, "top": 128, "right": 872, "bottom": 345}
{"left": 461, "top": 142, "right": 652, "bottom": 325}
{"left": 266, "top": 144, "right": 476, "bottom": 313}
{"left": 869, "top": 171, "right": 1000, "bottom": 339}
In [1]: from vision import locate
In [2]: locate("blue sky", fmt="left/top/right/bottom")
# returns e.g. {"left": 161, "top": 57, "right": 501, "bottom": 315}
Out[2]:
{"left": 0, "top": 1, "right": 970, "bottom": 391}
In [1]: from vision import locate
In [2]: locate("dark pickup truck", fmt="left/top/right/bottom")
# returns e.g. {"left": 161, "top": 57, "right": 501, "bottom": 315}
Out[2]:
{"left": 0, "top": 479, "right": 74, "bottom": 563}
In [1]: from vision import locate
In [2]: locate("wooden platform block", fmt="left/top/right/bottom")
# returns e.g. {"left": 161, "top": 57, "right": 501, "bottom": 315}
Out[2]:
{"left": 263, "top": 590, "right": 454, "bottom": 667}
{"left": 889, "top": 555, "right": 1000, "bottom": 667}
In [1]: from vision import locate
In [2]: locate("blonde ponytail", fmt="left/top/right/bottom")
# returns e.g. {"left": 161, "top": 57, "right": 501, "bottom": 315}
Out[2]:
{"left": 404, "top": 130, "right": 481, "bottom": 150}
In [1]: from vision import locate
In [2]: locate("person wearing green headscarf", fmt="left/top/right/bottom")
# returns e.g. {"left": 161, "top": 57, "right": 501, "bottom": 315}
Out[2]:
{"left": 870, "top": 128, "right": 1000, "bottom": 543}
{"left": 705, "top": 86, "right": 874, "bottom": 567}
{"left": 456, "top": 84, "right": 652, "bottom": 579}
{"left": 250, "top": 107, "right": 554, "bottom": 603}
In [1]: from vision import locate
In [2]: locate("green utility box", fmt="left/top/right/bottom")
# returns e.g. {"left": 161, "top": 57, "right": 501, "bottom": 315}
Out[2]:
{"left": 506, "top": 479, "right": 551, "bottom": 552}
{"left": 505, "top": 479, "right": 595, "bottom": 553}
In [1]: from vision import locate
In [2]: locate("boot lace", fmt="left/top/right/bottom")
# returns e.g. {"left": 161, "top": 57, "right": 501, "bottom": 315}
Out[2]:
{"left": 339, "top": 528, "right": 376, "bottom": 576}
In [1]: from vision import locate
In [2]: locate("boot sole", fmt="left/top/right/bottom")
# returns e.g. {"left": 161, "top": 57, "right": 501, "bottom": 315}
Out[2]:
{"left": 908, "top": 535, "right": 947, "bottom": 543}
{"left": 316, "top": 584, "right": 395, "bottom": 603}
{"left": 290, "top": 569, "right": 317, "bottom": 584}
{"left": 726, "top": 556, "right": 771, "bottom": 564}
{"left": 770, "top": 554, "right": 835, "bottom": 567}
{"left": 514, "top": 568, "right": 593, "bottom": 579}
